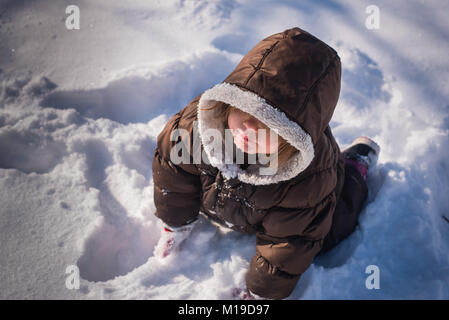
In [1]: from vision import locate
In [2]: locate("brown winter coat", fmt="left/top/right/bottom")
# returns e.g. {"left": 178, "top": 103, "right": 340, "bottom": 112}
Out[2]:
{"left": 152, "top": 27, "right": 367, "bottom": 299}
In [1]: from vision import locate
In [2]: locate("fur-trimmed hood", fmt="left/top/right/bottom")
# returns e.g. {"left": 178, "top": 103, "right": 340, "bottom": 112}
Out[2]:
{"left": 197, "top": 27, "right": 341, "bottom": 185}
{"left": 153, "top": 28, "right": 349, "bottom": 299}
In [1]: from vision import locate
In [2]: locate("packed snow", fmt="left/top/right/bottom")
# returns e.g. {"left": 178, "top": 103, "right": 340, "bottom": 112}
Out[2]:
{"left": 1, "top": 0, "right": 448, "bottom": 299}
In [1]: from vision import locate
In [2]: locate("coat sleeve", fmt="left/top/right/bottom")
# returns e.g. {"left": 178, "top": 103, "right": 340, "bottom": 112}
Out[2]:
{"left": 245, "top": 191, "right": 337, "bottom": 299}
{"left": 152, "top": 106, "right": 202, "bottom": 228}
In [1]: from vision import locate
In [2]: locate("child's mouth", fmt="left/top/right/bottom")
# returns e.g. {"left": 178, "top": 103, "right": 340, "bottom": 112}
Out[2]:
{"left": 238, "top": 134, "right": 254, "bottom": 144}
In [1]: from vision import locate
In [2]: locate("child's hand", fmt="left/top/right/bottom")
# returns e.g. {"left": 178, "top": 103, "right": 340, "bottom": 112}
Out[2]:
{"left": 231, "top": 287, "right": 267, "bottom": 300}
{"left": 153, "top": 221, "right": 197, "bottom": 259}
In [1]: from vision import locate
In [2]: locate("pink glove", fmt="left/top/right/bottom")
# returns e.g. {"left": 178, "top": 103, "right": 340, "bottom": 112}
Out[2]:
{"left": 231, "top": 287, "right": 267, "bottom": 300}
{"left": 153, "top": 221, "right": 197, "bottom": 259}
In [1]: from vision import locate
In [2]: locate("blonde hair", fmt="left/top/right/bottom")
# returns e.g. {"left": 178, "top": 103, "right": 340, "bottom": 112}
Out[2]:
{"left": 199, "top": 101, "right": 298, "bottom": 168}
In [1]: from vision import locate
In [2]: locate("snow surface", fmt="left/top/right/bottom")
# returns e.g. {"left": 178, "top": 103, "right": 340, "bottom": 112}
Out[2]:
{"left": 1, "top": 0, "right": 448, "bottom": 299}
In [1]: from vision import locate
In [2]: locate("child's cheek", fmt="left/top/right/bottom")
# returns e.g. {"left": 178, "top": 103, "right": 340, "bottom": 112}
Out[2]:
{"left": 258, "top": 129, "right": 279, "bottom": 154}
{"left": 267, "top": 133, "right": 280, "bottom": 153}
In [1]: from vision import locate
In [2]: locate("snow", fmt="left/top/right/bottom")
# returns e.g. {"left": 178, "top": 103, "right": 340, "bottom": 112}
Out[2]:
{"left": 1, "top": 0, "right": 448, "bottom": 299}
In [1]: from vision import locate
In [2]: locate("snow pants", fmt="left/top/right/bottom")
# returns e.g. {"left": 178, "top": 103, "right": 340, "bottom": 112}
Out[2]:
{"left": 317, "top": 161, "right": 369, "bottom": 255}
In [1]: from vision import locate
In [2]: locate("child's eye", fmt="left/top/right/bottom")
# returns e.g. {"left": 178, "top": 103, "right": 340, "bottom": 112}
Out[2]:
{"left": 255, "top": 119, "right": 268, "bottom": 129}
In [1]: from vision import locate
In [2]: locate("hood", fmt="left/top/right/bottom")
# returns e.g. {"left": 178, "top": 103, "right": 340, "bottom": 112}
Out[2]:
{"left": 197, "top": 27, "right": 341, "bottom": 185}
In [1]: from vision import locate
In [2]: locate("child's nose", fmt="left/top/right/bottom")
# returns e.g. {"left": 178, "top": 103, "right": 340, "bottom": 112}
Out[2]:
{"left": 243, "top": 118, "right": 259, "bottom": 131}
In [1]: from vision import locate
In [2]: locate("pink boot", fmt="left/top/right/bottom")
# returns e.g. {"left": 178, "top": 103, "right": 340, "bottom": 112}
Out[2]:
{"left": 341, "top": 136, "right": 381, "bottom": 180}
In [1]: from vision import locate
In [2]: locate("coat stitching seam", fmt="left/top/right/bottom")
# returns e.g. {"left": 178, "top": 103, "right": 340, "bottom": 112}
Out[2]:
{"left": 243, "top": 40, "right": 281, "bottom": 87}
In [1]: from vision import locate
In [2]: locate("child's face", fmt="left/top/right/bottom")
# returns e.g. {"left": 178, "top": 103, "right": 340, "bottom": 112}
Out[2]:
{"left": 227, "top": 107, "right": 280, "bottom": 154}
